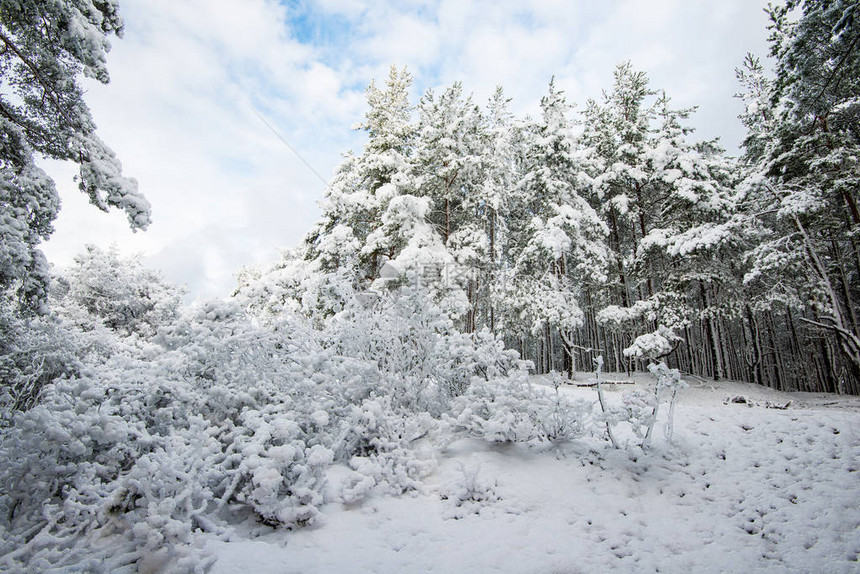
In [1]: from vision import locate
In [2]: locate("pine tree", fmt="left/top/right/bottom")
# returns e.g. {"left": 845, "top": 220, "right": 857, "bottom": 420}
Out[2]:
{"left": 412, "top": 82, "right": 489, "bottom": 327}
{"left": 480, "top": 87, "right": 519, "bottom": 333}
{"left": 501, "top": 79, "right": 606, "bottom": 372}
{"left": 582, "top": 63, "right": 736, "bottom": 374}
{"left": 0, "top": 0, "right": 150, "bottom": 312}
{"left": 580, "top": 63, "right": 656, "bottom": 317}
{"left": 339, "top": 65, "right": 416, "bottom": 282}
{"left": 242, "top": 67, "right": 471, "bottom": 322}
{"left": 737, "top": 0, "right": 860, "bottom": 391}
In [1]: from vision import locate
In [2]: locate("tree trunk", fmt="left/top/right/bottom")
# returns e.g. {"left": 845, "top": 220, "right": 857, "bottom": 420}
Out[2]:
{"left": 700, "top": 282, "right": 724, "bottom": 380}
{"left": 745, "top": 305, "right": 764, "bottom": 386}
{"left": 560, "top": 330, "right": 576, "bottom": 379}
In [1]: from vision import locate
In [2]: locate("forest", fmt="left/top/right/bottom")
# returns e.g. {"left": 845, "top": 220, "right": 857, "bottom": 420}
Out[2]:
{"left": 237, "top": 8, "right": 860, "bottom": 395}
{"left": 1, "top": 0, "right": 859, "bottom": 571}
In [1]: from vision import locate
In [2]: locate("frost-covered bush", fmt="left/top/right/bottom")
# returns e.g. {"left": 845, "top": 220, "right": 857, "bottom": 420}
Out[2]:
{"left": 1, "top": 259, "right": 592, "bottom": 570}
{"left": 0, "top": 358, "right": 213, "bottom": 572}
{"left": 601, "top": 361, "right": 688, "bottom": 449}
{"left": 643, "top": 361, "right": 687, "bottom": 447}
{"left": 0, "top": 244, "right": 183, "bottom": 428}
{"left": 1, "top": 291, "right": 485, "bottom": 569}
{"left": 440, "top": 462, "right": 500, "bottom": 519}
{"left": 331, "top": 288, "right": 591, "bottom": 447}
{"left": 323, "top": 287, "right": 524, "bottom": 413}
{"left": 0, "top": 296, "right": 83, "bottom": 425}
{"left": 336, "top": 399, "right": 438, "bottom": 497}
{"left": 448, "top": 369, "right": 590, "bottom": 444}
{"left": 618, "top": 389, "right": 658, "bottom": 440}
{"left": 541, "top": 373, "right": 593, "bottom": 442}
{"left": 57, "top": 245, "right": 184, "bottom": 339}
{"left": 151, "top": 298, "right": 440, "bottom": 525}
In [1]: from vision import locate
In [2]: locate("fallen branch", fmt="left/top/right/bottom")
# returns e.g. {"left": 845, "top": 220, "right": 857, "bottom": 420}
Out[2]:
{"left": 573, "top": 380, "right": 635, "bottom": 387}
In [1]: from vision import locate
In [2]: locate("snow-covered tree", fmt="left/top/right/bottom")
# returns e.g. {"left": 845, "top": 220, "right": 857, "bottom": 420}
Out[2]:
{"left": 302, "top": 65, "right": 415, "bottom": 277}
{"left": 736, "top": 0, "right": 860, "bottom": 392}
{"left": 254, "top": 72, "right": 505, "bottom": 325}
{"left": 0, "top": 0, "right": 150, "bottom": 312}
{"left": 55, "top": 245, "right": 184, "bottom": 338}
{"left": 412, "top": 82, "right": 489, "bottom": 327}
{"left": 499, "top": 79, "right": 606, "bottom": 374}
{"left": 581, "top": 63, "right": 736, "bottom": 376}
{"left": 256, "top": 66, "right": 419, "bottom": 321}
{"left": 481, "top": 87, "right": 520, "bottom": 332}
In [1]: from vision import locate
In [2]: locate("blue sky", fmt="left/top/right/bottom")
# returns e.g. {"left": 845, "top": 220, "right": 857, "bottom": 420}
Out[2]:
{"left": 42, "top": 0, "right": 772, "bottom": 300}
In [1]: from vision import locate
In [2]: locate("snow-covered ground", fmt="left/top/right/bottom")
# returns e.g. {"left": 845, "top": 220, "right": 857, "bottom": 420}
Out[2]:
{"left": 206, "top": 374, "right": 860, "bottom": 573}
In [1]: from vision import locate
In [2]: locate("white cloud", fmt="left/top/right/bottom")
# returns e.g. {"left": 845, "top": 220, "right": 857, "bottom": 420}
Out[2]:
{"left": 43, "top": 0, "right": 357, "bottom": 299}
{"left": 364, "top": 13, "right": 441, "bottom": 69}
{"left": 313, "top": 0, "right": 370, "bottom": 19}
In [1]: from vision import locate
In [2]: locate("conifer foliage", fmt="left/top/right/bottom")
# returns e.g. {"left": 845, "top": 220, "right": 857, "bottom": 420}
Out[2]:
{"left": 735, "top": 0, "right": 860, "bottom": 393}
{"left": 0, "top": 0, "right": 150, "bottom": 312}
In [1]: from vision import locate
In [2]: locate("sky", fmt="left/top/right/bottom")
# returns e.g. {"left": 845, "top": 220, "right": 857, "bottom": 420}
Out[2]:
{"left": 42, "top": 0, "right": 773, "bottom": 301}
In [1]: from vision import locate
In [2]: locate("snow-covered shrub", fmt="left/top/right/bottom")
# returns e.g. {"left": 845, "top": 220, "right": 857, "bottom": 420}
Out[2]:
{"left": 0, "top": 358, "right": 211, "bottom": 572}
{"left": 234, "top": 255, "right": 359, "bottom": 329}
{"left": 323, "top": 287, "right": 523, "bottom": 414}
{"left": 1, "top": 254, "right": 597, "bottom": 570}
{"left": 618, "top": 389, "right": 659, "bottom": 440}
{"left": 0, "top": 296, "right": 82, "bottom": 425}
{"left": 440, "top": 462, "right": 500, "bottom": 519}
{"left": 338, "top": 399, "right": 437, "bottom": 496}
{"left": 448, "top": 369, "right": 590, "bottom": 444}
{"left": 593, "top": 360, "right": 687, "bottom": 450}
{"left": 643, "top": 361, "right": 688, "bottom": 447}
{"left": 540, "top": 372, "right": 592, "bottom": 441}
{"left": 601, "top": 361, "right": 688, "bottom": 450}
{"left": 0, "top": 244, "right": 184, "bottom": 427}
{"left": 448, "top": 371, "right": 541, "bottom": 443}
{"left": 1, "top": 291, "right": 459, "bottom": 570}
{"left": 57, "top": 245, "right": 184, "bottom": 339}
{"left": 152, "top": 298, "right": 439, "bottom": 525}
{"left": 322, "top": 289, "right": 448, "bottom": 413}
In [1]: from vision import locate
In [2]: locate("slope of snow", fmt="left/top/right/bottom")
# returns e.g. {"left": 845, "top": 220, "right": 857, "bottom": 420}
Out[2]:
{"left": 207, "top": 375, "right": 860, "bottom": 573}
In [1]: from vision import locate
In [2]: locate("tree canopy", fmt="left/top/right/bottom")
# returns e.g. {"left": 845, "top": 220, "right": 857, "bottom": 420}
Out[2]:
{"left": 0, "top": 0, "right": 150, "bottom": 312}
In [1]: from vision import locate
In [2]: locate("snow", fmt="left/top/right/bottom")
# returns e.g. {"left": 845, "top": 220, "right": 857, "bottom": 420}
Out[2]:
{"left": 623, "top": 330, "right": 675, "bottom": 359}
{"left": 207, "top": 375, "right": 860, "bottom": 574}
